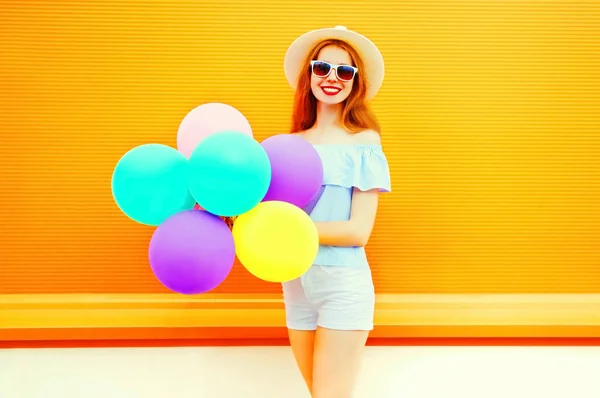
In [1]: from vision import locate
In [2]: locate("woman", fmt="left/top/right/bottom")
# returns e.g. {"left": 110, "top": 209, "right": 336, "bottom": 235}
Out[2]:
{"left": 282, "top": 26, "right": 391, "bottom": 398}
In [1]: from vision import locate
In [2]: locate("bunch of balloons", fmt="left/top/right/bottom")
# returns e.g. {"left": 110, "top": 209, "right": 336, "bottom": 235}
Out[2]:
{"left": 111, "top": 103, "right": 324, "bottom": 294}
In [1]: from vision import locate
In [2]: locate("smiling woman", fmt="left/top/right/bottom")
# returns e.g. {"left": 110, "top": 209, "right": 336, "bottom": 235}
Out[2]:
{"left": 1, "top": 0, "right": 599, "bottom": 350}
{"left": 291, "top": 38, "right": 381, "bottom": 135}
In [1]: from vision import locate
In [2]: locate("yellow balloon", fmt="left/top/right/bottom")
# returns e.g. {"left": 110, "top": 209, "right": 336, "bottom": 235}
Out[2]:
{"left": 232, "top": 201, "right": 319, "bottom": 283}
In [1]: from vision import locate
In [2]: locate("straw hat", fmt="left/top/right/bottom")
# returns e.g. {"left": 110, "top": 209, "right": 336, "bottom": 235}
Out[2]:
{"left": 284, "top": 25, "right": 385, "bottom": 100}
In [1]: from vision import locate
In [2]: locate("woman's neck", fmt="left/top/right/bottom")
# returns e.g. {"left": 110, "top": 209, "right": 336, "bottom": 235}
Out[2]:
{"left": 314, "top": 101, "right": 343, "bottom": 131}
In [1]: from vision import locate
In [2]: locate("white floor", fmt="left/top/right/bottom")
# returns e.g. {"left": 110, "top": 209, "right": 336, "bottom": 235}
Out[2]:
{"left": 2, "top": 346, "right": 600, "bottom": 398}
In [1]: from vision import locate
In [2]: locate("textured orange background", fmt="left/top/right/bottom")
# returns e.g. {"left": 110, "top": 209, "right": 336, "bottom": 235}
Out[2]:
{"left": 1, "top": 0, "right": 599, "bottom": 295}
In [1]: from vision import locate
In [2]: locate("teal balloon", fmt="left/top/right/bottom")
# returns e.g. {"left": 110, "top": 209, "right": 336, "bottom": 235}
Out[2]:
{"left": 187, "top": 131, "right": 271, "bottom": 217}
{"left": 111, "top": 144, "right": 195, "bottom": 226}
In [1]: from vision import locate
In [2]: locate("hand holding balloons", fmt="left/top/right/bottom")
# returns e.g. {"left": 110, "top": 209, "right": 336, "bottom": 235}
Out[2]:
{"left": 111, "top": 102, "right": 324, "bottom": 294}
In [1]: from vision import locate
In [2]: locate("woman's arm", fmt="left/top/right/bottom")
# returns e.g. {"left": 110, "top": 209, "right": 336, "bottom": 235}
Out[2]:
{"left": 315, "top": 129, "right": 386, "bottom": 247}
{"left": 315, "top": 187, "right": 380, "bottom": 247}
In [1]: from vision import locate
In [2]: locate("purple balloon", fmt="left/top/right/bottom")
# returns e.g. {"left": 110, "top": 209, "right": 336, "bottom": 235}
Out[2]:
{"left": 148, "top": 210, "right": 235, "bottom": 295}
{"left": 261, "top": 134, "right": 323, "bottom": 208}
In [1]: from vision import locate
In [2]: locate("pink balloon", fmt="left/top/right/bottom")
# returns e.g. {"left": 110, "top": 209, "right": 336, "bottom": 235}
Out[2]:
{"left": 176, "top": 103, "right": 253, "bottom": 158}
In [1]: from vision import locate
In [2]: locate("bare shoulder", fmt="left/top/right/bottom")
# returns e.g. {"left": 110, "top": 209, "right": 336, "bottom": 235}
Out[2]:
{"left": 351, "top": 129, "right": 382, "bottom": 145}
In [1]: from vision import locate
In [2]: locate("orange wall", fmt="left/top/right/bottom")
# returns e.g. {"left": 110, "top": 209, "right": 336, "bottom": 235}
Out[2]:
{"left": 1, "top": 0, "right": 599, "bottom": 295}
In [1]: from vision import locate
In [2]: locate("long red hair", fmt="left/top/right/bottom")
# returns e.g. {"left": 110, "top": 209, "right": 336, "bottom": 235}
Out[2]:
{"left": 290, "top": 39, "right": 380, "bottom": 134}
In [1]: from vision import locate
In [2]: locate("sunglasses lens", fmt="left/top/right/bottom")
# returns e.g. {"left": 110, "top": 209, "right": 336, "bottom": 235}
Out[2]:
{"left": 336, "top": 65, "right": 356, "bottom": 81}
{"left": 312, "top": 61, "right": 331, "bottom": 77}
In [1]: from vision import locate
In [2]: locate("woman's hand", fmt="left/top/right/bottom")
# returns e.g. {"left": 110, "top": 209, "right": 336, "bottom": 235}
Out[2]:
{"left": 220, "top": 216, "right": 236, "bottom": 230}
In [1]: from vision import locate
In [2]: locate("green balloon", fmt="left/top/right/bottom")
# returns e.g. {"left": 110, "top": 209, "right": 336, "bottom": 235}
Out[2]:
{"left": 187, "top": 131, "right": 272, "bottom": 217}
{"left": 111, "top": 144, "right": 195, "bottom": 226}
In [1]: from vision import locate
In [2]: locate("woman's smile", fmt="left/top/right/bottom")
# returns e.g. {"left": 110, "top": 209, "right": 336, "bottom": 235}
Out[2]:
{"left": 321, "top": 85, "right": 342, "bottom": 95}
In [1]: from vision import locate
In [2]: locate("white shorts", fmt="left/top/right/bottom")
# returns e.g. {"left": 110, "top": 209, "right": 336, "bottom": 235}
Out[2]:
{"left": 281, "top": 265, "right": 375, "bottom": 331}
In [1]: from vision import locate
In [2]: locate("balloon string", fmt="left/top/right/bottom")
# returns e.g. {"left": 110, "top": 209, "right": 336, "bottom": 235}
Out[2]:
{"left": 193, "top": 203, "right": 234, "bottom": 229}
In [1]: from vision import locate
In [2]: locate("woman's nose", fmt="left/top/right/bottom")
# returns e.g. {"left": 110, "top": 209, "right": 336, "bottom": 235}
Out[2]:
{"left": 326, "top": 69, "right": 339, "bottom": 82}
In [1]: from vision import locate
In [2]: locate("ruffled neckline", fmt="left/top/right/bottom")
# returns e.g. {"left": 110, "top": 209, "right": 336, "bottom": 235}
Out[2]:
{"left": 312, "top": 142, "right": 391, "bottom": 193}
{"left": 295, "top": 134, "right": 383, "bottom": 149}
{"left": 312, "top": 143, "right": 383, "bottom": 148}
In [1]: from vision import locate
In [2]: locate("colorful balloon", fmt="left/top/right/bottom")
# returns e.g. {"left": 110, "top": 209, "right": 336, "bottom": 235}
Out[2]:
{"left": 232, "top": 201, "right": 319, "bottom": 283}
{"left": 177, "top": 103, "right": 253, "bottom": 158}
{"left": 111, "top": 144, "right": 195, "bottom": 226}
{"left": 148, "top": 210, "right": 235, "bottom": 294}
{"left": 261, "top": 134, "right": 323, "bottom": 208}
{"left": 187, "top": 131, "right": 271, "bottom": 217}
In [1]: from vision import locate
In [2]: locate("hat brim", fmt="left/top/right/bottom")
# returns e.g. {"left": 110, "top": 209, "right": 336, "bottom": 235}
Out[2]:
{"left": 284, "top": 27, "right": 384, "bottom": 101}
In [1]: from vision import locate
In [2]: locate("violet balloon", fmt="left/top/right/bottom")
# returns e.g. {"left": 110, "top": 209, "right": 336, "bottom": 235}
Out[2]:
{"left": 261, "top": 134, "right": 323, "bottom": 208}
{"left": 148, "top": 210, "right": 235, "bottom": 295}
